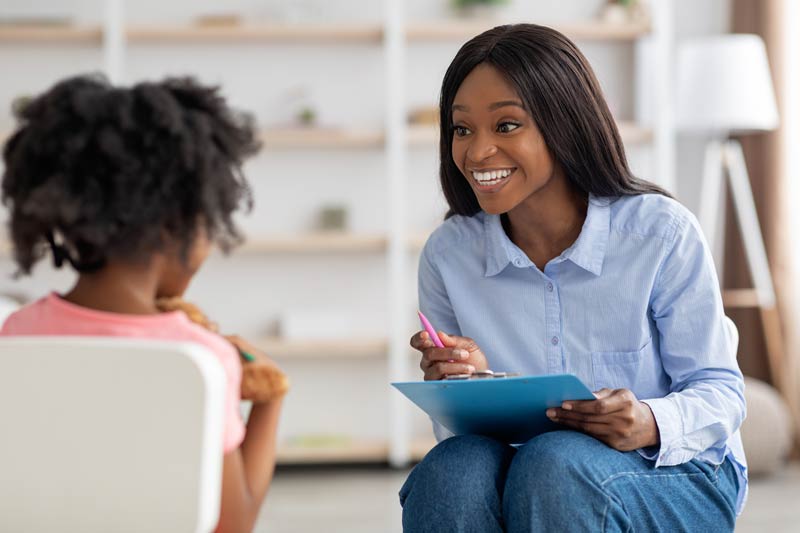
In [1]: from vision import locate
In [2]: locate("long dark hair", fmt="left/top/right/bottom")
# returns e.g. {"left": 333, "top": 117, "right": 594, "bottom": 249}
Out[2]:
{"left": 439, "top": 23, "right": 669, "bottom": 218}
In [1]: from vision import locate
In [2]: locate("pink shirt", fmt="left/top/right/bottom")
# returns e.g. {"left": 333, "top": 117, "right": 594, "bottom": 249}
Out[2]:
{"left": 1, "top": 293, "right": 246, "bottom": 453}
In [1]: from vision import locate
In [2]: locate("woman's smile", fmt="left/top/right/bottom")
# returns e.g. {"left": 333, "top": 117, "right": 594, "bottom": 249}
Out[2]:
{"left": 469, "top": 167, "right": 517, "bottom": 193}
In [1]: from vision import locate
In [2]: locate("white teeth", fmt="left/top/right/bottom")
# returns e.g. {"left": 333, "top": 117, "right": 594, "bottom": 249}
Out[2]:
{"left": 471, "top": 168, "right": 513, "bottom": 184}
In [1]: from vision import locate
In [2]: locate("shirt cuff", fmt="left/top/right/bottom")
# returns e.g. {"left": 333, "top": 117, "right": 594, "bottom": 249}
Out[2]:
{"left": 639, "top": 396, "right": 687, "bottom": 467}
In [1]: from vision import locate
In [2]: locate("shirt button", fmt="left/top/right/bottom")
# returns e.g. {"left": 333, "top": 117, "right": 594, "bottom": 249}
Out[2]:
{"left": 546, "top": 282, "right": 554, "bottom": 292}
{"left": 513, "top": 258, "right": 524, "bottom": 267}
{"left": 551, "top": 336, "right": 559, "bottom": 346}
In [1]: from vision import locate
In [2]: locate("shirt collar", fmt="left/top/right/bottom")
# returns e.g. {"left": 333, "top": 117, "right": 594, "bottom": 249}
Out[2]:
{"left": 483, "top": 194, "right": 611, "bottom": 277}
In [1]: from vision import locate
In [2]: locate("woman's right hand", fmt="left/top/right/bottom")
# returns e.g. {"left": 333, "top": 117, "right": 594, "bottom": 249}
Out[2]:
{"left": 410, "top": 330, "right": 489, "bottom": 381}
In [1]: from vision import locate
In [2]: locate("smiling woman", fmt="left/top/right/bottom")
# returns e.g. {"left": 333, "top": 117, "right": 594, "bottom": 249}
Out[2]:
{"left": 403, "top": 23, "right": 747, "bottom": 533}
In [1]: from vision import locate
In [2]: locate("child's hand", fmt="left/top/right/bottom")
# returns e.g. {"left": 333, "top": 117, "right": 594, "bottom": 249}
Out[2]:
{"left": 225, "top": 335, "right": 271, "bottom": 365}
{"left": 410, "top": 330, "right": 489, "bottom": 381}
{"left": 225, "top": 335, "right": 290, "bottom": 402}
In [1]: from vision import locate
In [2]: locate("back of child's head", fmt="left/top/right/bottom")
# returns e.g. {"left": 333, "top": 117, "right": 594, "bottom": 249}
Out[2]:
{"left": 2, "top": 73, "right": 259, "bottom": 275}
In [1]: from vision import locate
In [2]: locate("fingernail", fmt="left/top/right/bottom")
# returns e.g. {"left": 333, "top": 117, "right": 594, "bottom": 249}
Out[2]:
{"left": 467, "top": 365, "right": 475, "bottom": 372}
{"left": 456, "top": 349, "right": 469, "bottom": 359}
{"left": 546, "top": 409, "right": 556, "bottom": 417}
{"left": 562, "top": 403, "right": 572, "bottom": 410}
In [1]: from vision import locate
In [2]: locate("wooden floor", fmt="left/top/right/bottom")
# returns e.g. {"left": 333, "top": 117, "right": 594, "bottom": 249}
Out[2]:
{"left": 257, "top": 462, "right": 800, "bottom": 532}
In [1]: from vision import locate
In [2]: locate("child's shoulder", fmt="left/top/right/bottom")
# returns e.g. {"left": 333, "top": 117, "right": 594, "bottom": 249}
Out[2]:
{"left": 1, "top": 295, "right": 54, "bottom": 334}
{"left": 168, "top": 316, "right": 239, "bottom": 359}
{"left": 1, "top": 294, "right": 235, "bottom": 362}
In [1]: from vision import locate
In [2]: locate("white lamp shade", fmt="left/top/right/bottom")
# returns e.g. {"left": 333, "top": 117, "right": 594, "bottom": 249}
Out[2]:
{"left": 677, "top": 34, "right": 779, "bottom": 133}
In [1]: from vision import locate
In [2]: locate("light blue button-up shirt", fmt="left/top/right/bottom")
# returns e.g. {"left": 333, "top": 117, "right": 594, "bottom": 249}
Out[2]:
{"left": 418, "top": 193, "right": 748, "bottom": 514}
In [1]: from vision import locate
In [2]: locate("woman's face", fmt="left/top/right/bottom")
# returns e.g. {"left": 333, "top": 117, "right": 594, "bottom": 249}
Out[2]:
{"left": 451, "top": 63, "right": 562, "bottom": 215}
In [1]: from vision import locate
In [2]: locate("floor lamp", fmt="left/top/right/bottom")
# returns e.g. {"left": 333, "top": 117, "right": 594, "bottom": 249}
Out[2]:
{"left": 676, "top": 35, "right": 790, "bottom": 398}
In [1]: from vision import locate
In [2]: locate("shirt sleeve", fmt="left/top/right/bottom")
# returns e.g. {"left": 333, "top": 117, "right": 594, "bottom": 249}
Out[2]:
{"left": 206, "top": 336, "right": 246, "bottom": 454}
{"left": 642, "top": 213, "right": 746, "bottom": 466}
{"left": 418, "top": 239, "right": 460, "bottom": 442}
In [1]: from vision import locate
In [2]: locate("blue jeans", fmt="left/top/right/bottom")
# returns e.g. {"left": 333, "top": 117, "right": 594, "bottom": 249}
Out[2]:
{"left": 400, "top": 431, "right": 738, "bottom": 532}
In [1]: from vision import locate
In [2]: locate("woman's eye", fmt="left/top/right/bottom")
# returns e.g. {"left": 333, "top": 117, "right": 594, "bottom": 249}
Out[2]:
{"left": 497, "top": 122, "right": 520, "bottom": 133}
{"left": 453, "top": 125, "right": 471, "bottom": 137}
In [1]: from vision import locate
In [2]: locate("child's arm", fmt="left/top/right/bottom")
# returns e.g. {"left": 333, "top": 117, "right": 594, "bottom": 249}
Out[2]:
{"left": 218, "top": 397, "right": 283, "bottom": 533}
{"left": 216, "top": 336, "right": 284, "bottom": 533}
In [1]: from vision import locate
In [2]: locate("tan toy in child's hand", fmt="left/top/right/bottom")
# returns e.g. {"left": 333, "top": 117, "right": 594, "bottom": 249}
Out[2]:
{"left": 155, "top": 297, "right": 290, "bottom": 402}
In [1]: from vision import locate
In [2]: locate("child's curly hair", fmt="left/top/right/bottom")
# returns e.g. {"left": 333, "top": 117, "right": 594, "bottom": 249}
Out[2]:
{"left": 2, "top": 73, "right": 259, "bottom": 274}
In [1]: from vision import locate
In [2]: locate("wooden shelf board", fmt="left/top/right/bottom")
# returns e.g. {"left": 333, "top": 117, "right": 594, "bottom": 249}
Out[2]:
{"left": 407, "top": 19, "right": 651, "bottom": 41}
{"left": 408, "top": 233, "right": 429, "bottom": 252}
{"left": 126, "top": 23, "right": 383, "bottom": 43}
{"left": 0, "top": 234, "right": 428, "bottom": 258}
{"left": 0, "top": 19, "right": 648, "bottom": 45}
{"left": 258, "top": 337, "right": 388, "bottom": 359}
{"left": 0, "top": 19, "right": 649, "bottom": 45}
{"left": 408, "top": 121, "right": 652, "bottom": 148}
{"left": 0, "top": 25, "right": 102, "bottom": 43}
{"left": 410, "top": 437, "right": 437, "bottom": 461}
{"left": 237, "top": 233, "right": 431, "bottom": 254}
{"left": 617, "top": 121, "right": 654, "bottom": 144}
{"left": 260, "top": 128, "right": 384, "bottom": 149}
{"left": 239, "top": 234, "right": 387, "bottom": 254}
{"left": 407, "top": 124, "right": 439, "bottom": 147}
{"left": 722, "top": 289, "right": 762, "bottom": 309}
{"left": 277, "top": 439, "right": 389, "bottom": 464}
{"left": 276, "top": 437, "right": 437, "bottom": 464}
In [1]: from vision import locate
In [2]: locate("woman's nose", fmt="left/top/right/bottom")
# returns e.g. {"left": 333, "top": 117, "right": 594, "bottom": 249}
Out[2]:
{"left": 466, "top": 132, "right": 498, "bottom": 162}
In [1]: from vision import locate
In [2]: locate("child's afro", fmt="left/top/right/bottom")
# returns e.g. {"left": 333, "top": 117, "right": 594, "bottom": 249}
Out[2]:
{"left": 2, "top": 73, "right": 259, "bottom": 274}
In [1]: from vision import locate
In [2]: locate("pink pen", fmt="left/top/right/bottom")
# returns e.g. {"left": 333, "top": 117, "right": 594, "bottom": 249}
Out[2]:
{"left": 417, "top": 310, "right": 445, "bottom": 348}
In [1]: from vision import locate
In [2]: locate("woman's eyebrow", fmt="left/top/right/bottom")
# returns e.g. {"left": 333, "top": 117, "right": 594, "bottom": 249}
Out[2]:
{"left": 451, "top": 100, "right": 525, "bottom": 112}
{"left": 488, "top": 100, "right": 524, "bottom": 111}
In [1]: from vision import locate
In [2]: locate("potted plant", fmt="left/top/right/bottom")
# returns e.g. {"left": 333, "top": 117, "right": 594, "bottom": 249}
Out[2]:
{"left": 451, "top": 0, "right": 510, "bottom": 19}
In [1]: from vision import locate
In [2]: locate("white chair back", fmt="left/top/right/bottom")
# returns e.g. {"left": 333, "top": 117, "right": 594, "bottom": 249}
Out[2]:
{"left": 0, "top": 337, "right": 226, "bottom": 533}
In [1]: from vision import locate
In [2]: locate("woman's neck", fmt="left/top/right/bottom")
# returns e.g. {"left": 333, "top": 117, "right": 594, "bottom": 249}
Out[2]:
{"left": 504, "top": 179, "right": 588, "bottom": 270}
{"left": 63, "top": 259, "right": 164, "bottom": 315}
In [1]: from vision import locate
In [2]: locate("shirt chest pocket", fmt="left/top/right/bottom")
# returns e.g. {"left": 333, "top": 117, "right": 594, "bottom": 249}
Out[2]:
{"left": 591, "top": 338, "right": 653, "bottom": 391}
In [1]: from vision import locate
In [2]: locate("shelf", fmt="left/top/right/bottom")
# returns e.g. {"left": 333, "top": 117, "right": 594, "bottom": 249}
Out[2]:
{"left": 722, "top": 289, "right": 763, "bottom": 309}
{"left": 126, "top": 23, "right": 383, "bottom": 44}
{"left": 258, "top": 337, "right": 388, "bottom": 359}
{"left": 407, "top": 233, "right": 429, "bottom": 251}
{"left": 277, "top": 438, "right": 388, "bottom": 465}
{"left": 407, "top": 19, "right": 651, "bottom": 41}
{"left": 237, "top": 233, "right": 431, "bottom": 254}
{"left": 617, "top": 122, "right": 654, "bottom": 144}
{"left": 0, "top": 234, "right": 429, "bottom": 258}
{"left": 240, "top": 233, "right": 387, "bottom": 254}
{"left": 0, "top": 19, "right": 649, "bottom": 46}
{"left": 260, "top": 128, "right": 384, "bottom": 149}
{"left": 408, "top": 121, "right": 653, "bottom": 147}
{"left": 276, "top": 437, "right": 436, "bottom": 464}
{"left": 0, "top": 24, "right": 103, "bottom": 43}
{"left": 410, "top": 437, "right": 437, "bottom": 461}
{"left": 2, "top": 123, "right": 650, "bottom": 152}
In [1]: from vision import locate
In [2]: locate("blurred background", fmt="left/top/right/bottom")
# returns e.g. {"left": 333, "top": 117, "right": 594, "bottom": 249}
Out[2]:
{"left": 0, "top": 0, "right": 798, "bottom": 531}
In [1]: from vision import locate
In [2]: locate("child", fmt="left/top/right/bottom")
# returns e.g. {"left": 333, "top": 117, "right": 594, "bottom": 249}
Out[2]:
{"left": 1, "top": 74, "right": 283, "bottom": 533}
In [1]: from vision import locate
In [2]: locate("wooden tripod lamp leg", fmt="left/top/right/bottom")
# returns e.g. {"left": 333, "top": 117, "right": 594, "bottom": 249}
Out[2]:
{"left": 725, "top": 140, "right": 800, "bottom": 438}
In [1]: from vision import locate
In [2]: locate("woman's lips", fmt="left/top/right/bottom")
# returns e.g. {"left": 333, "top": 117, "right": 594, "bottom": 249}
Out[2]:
{"left": 470, "top": 167, "right": 516, "bottom": 193}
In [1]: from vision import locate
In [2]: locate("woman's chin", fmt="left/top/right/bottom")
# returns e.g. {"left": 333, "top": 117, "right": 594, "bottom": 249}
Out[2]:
{"left": 476, "top": 199, "right": 511, "bottom": 215}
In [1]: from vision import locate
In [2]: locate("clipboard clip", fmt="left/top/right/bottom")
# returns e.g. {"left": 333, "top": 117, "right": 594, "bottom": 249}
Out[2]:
{"left": 444, "top": 370, "right": 521, "bottom": 380}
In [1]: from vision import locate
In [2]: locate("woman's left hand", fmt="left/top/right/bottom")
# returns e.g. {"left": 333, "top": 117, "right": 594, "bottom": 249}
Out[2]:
{"left": 545, "top": 388, "right": 660, "bottom": 451}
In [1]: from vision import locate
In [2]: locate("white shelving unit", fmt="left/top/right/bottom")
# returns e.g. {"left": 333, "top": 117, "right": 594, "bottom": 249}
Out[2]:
{"left": 0, "top": 0, "right": 675, "bottom": 466}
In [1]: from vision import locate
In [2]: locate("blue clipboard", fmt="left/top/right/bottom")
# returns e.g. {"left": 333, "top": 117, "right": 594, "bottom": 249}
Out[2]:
{"left": 392, "top": 374, "right": 594, "bottom": 445}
